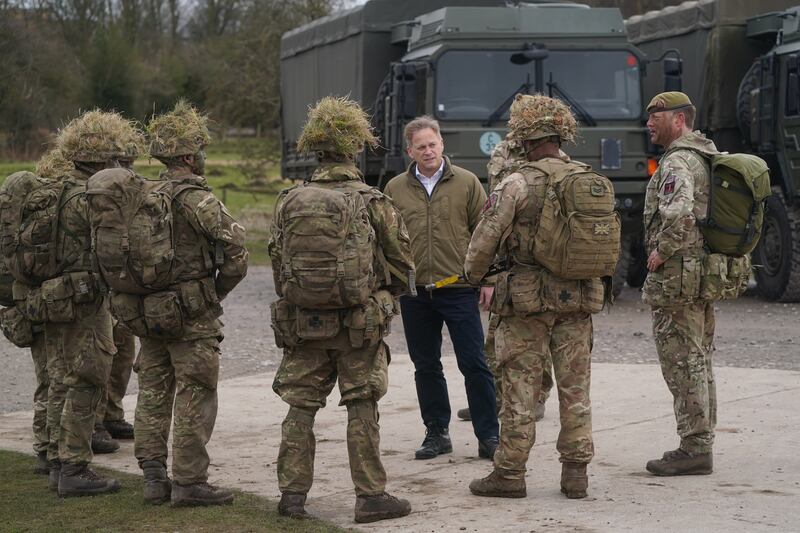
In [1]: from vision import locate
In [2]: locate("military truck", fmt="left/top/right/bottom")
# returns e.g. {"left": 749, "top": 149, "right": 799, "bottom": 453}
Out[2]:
{"left": 281, "top": 0, "right": 669, "bottom": 292}
{"left": 626, "top": 0, "right": 800, "bottom": 302}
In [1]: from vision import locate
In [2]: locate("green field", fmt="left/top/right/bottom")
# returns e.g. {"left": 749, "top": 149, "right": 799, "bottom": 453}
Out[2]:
{"left": 0, "top": 150, "right": 284, "bottom": 266}
{"left": 0, "top": 450, "right": 348, "bottom": 532}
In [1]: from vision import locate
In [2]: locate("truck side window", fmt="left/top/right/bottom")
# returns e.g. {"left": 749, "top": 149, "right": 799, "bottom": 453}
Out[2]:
{"left": 786, "top": 54, "right": 800, "bottom": 117}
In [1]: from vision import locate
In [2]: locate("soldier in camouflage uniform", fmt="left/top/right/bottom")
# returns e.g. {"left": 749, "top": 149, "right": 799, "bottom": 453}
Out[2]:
{"left": 465, "top": 94, "right": 602, "bottom": 499}
{"left": 458, "top": 130, "right": 553, "bottom": 424}
{"left": 43, "top": 111, "right": 144, "bottom": 497}
{"left": 91, "top": 322, "right": 136, "bottom": 452}
{"left": 130, "top": 101, "right": 248, "bottom": 506}
{"left": 642, "top": 92, "right": 718, "bottom": 476}
{"left": 269, "top": 97, "right": 415, "bottom": 523}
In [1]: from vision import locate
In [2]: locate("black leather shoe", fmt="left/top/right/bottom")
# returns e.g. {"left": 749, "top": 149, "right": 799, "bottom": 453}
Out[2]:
{"left": 478, "top": 437, "right": 499, "bottom": 460}
{"left": 414, "top": 426, "right": 452, "bottom": 460}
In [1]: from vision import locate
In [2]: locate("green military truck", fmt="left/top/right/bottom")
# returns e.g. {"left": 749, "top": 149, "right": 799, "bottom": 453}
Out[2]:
{"left": 281, "top": 0, "right": 665, "bottom": 292}
{"left": 627, "top": 0, "right": 800, "bottom": 302}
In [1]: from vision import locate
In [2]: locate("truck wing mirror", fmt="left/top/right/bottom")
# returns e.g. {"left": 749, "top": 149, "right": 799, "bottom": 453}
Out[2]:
{"left": 663, "top": 57, "right": 682, "bottom": 77}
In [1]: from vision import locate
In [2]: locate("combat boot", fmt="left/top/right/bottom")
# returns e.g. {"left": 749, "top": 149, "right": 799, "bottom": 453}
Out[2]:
{"left": 58, "top": 463, "right": 121, "bottom": 497}
{"left": 33, "top": 451, "right": 48, "bottom": 475}
{"left": 104, "top": 419, "right": 134, "bottom": 440}
{"left": 48, "top": 460, "right": 61, "bottom": 492}
{"left": 560, "top": 462, "right": 588, "bottom": 499}
{"left": 141, "top": 460, "right": 171, "bottom": 505}
{"left": 171, "top": 482, "right": 234, "bottom": 507}
{"left": 414, "top": 426, "right": 452, "bottom": 460}
{"left": 469, "top": 469, "right": 526, "bottom": 498}
{"left": 91, "top": 424, "right": 120, "bottom": 454}
{"left": 354, "top": 492, "right": 411, "bottom": 523}
{"left": 278, "top": 492, "right": 313, "bottom": 520}
{"left": 646, "top": 449, "right": 713, "bottom": 476}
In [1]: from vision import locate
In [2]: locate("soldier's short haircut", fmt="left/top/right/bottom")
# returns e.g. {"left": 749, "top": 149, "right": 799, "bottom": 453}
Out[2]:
{"left": 674, "top": 106, "right": 696, "bottom": 129}
{"left": 404, "top": 116, "right": 441, "bottom": 147}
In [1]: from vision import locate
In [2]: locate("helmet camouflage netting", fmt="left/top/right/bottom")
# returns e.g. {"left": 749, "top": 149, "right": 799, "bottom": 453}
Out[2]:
{"left": 147, "top": 99, "right": 211, "bottom": 158}
{"left": 57, "top": 110, "right": 145, "bottom": 163}
{"left": 508, "top": 94, "right": 577, "bottom": 144}
{"left": 35, "top": 148, "right": 74, "bottom": 179}
{"left": 297, "top": 96, "right": 378, "bottom": 157}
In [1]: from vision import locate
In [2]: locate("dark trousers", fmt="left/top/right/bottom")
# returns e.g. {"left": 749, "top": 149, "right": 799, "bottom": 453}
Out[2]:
{"left": 400, "top": 288, "right": 499, "bottom": 441}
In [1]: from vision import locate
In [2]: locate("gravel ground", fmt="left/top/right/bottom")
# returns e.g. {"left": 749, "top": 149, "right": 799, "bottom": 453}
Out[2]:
{"left": 1, "top": 266, "right": 798, "bottom": 414}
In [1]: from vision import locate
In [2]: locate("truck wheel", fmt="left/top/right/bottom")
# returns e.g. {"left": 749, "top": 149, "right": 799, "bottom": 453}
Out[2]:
{"left": 753, "top": 190, "right": 800, "bottom": 302}
{"left": 626, "top": 236, "right": 648, "bottom": 289}
{"left": 736, "top": 60, "right": 760, "bottom": 145}
{"left": 612, "top": 235, "right": 632, "bottom": 298}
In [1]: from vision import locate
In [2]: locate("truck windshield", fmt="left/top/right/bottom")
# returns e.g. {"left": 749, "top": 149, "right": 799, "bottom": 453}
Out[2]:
{"left": 436, "top": 50, "right": 641, "bottom": 121}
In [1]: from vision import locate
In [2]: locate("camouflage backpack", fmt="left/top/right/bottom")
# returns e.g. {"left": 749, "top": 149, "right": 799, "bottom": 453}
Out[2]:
{"left": 277, "top": 182, "right": 377, "bottom": 309}
{"left": 86, "top": 168, "right": 207, "bottom": 294}
{"left": 0, "top": 171, "right": 73, "bottom": 286}
{"left": 532, "top": 159, "right": 621, "bottom": 280}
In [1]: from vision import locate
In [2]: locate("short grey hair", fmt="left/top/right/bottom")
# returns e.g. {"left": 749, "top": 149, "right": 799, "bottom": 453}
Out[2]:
{"left": 404, "top": 116, "right": 441, "bottom": 147}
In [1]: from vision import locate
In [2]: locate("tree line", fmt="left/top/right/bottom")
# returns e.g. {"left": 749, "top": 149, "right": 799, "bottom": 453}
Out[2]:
{"left": 0, "top": 0, "right": 341, "bottom": 159}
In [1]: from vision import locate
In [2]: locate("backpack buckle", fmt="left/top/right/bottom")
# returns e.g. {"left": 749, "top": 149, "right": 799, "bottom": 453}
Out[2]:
{"left": 120, "top": 234, "right": 130, "bottom": 252}
{"left": 336, "top": 260, "right": 345, "bottom": 278}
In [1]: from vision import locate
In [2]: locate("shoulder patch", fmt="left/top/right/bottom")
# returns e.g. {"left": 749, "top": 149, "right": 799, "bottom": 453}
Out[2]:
{"left": 482, "top": 192, "right": 498, "bottom": 213}
{"left": 662, "top": 173, "right": 676, "bottom": 194}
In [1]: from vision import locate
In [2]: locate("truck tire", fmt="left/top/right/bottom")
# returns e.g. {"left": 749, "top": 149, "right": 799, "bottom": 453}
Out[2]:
{"left": 612, "top": 235, "right": 632, "bottom": 298}
{"left": 736, "top": 60, "right": 760, "bottom": 145}
{"left": 626, "top": 236, "right": 648, "bottom": 289}
{"left": 753, "top": 189, "right": 800, "bottom": 302}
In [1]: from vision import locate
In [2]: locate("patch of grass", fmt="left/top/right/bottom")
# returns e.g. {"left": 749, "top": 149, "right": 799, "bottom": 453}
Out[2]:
{"left": 0, "top": 161, "right": 35, "bottom": 176}
{"left": 0, "top": 450, "right": 350, "bottom": 533}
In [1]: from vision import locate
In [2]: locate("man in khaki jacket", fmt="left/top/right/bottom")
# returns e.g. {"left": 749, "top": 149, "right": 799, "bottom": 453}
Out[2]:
{"left": 384, "top": 116, "right": 499, "bottom": 461}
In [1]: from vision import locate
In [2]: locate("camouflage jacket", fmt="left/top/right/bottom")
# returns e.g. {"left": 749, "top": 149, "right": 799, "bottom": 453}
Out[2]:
{"left": 487, "top": 138, "right": 525, "bottom": 191}
{"left": 268, "top": 163, "right": 414, "bottom": 295}
{"left": 163, "top": 169, "right": 248, "bottom": 301}
{"left": 644, "top": 131, "right": 717, "bottom": 260}
{"left": 56, "top": 169, "right": 94, "bottom": 275}
{"left": 465, "top": 155, "right": 572, "bottom": 282}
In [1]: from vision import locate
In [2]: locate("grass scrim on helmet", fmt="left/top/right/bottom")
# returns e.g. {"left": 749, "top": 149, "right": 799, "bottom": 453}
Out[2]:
{"left": 35, "top": 149, "right": 74, "bottom": 179}
{"left": 147, "top": 99, "right": 211, "bottom": 158}
{"left": 508, "top": 94, "right": 577, "bottom": 144}
{"left": 297, "top": 96, "right": 378, "bottom": 158}
{"left": 57, "top": 110, "right": 145, "bottom": 163}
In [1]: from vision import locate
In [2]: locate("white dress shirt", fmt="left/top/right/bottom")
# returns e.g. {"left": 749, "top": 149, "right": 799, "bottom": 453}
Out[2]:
{"left": 415, "top": 159, "right": 445, "bottom": 197}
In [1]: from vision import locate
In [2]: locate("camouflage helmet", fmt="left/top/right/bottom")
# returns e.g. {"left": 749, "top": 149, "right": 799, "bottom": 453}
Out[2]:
{"left": 35, "top": 149, "right": 74, "bottom": 179}
{"left": 508, "top": 94, "right": 577, "bottom": 144}
{"left": 297, "top": 96, "right": 378, "bottom": 157}
{"left": 57, "top": 110, "right": 145, "bottom": 163}
{"left": 147, "top": 100, "right": 211, "bottom": 158}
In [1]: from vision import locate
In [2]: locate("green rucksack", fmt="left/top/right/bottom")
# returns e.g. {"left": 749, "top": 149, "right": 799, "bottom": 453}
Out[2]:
{"left": 695, "top": 152, "right": 770, "bottom": 257}
{"left": 531, "top": 159, "right": 621, "bottom": 280}
{"left": 277, "top": 181, "right": 377, "bottom": 309}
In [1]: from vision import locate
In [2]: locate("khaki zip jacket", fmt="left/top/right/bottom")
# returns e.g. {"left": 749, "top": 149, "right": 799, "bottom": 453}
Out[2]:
{"left": 384, "top": 157, "right": 486, "bottom": 287}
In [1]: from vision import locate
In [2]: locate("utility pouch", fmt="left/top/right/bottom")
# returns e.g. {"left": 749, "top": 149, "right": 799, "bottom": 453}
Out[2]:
{"left": 68, "top": 271, "right": 97, "bottom": 304}
{"left": 699, "top": 254, "right": 751, "bottom": 301}
{"left": 509, "top": 269, "right": 543, "bottom": 315}
{"left": 0, "top": 306, "right": 34, "bottom": 347}
{"left": 491, "top": 272, "right": 513, "bottom": 316}
{"left": 296, "top": 308, "right": 340, "bottom": 341}
{"left": 344, "top": 291, "right": 395, "bottom": 348}
{"left": 110, "top": 292, "right": 148, "bottom": 337}
{"left": 143, "top": 291, "right": 184, "bottom": 337}
{"left": 643, "top": 255, "right": 701, "bottom": 306}
{"left": 270, "top": 298, "right": 298, "bottom": 348}
{"left": 41, "top": 276, "right": 75, "bottom": 323}
{"left": 179, "top": 279, "right": 208, "bottom": 319}
{"left": 541, "top": 272, "right": 582, "bottom": 312}
{"left": 12, "top": 281, "right": 42, "bottom": 323}
{"left": 580, "top": 278, "right": 605, "bottom": 314}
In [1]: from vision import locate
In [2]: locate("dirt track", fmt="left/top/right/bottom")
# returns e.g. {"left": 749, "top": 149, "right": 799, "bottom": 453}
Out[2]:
{"left": 1, "top": 266, "right": 798, "bottom": 414}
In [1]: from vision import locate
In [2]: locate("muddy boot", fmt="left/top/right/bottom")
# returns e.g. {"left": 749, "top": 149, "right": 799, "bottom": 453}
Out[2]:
{"left": 469, "top": 469, "right": 526, "bottom": 498}
{"left": 278, "top": 493, "right": 313, "bottom": 519}
{"left": 534, "top": 398, "right": 546, "bottom": 422}
{"left": 171, "top": 482, "right": 234, "bottom": 507}
{"left": 560, "top": 462, "right": 588, "bottom": 499}
{"left": 646, "top": 449, "right": 713, "bottom": 476}
{"left": 354, "top": 492, "right": 411, "bottom": 523}
{"left": 104, "top": 419, "right": 134, "bottom": 440}
{"left": 141, "top": 460, "right": 171, "bottom": 505}
{"left": 91, "top": 424, "right": 120, "bottom": 454}
{"left": 33, "top": 451, "right": 48, "bottom": 475}
{"left": 456, "top": 408, "right": 472, "bottom": 421}
{"left": 58, "top": 463, "right": 121, "bottom": 497}
{"left": 48, "top": 461, "right": 61, "bottom": 492}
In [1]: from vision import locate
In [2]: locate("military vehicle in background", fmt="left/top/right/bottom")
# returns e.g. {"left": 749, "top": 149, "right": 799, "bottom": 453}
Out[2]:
{"left": 627, "top": 0, "right": 800, "bottom": 302}
{"left": 281, "top": 0, "right": 671, "bottom": 294}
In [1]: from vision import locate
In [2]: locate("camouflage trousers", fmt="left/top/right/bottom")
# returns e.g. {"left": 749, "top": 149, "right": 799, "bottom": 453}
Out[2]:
{"left": 485, "top": 312, "right": 553, "bottom": 408}
{"left": 30, "top": 330, "right": 49, "bottom": 454}
{"left": 273, "top": 331, "right": 390, "bottom": 496}
{"left": 45, "top": 296, "right": 116, "bottom": 465}
{"left": 493, "top": 311, "right": 594, "bottom": 479}
{"left": 95, "top": 323, "right": 136, "bottom": 424}
{"left": 651, "top": 302, "right": 716, "bottom": 454}
{"left": 134, "top": 334, "right": 221, "bottom": 485}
